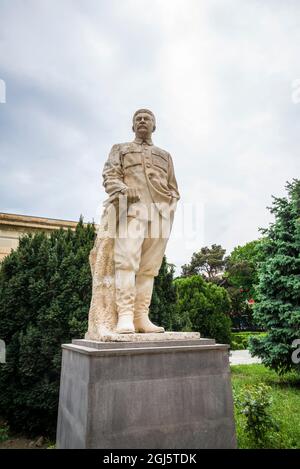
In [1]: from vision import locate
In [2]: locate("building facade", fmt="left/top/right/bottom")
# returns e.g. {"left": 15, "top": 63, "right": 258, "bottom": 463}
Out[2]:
{"left": 0, "top": 212, "right": 81, "bottom": 262}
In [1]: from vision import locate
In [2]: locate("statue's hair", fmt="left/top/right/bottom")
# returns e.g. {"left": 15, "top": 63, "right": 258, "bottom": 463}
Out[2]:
{"left": 132, "top": 108, "right": 156, "bottom": 132}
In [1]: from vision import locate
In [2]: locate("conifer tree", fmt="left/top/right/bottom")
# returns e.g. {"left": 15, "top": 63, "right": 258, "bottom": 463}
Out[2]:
{"left": 0, "top": 219, "right": 95, "bottom": 435}
{"left": 181, "top": 244, "right": 226, "bottom": 282}
{"left": 149, "top": 256, "right": 177, "bottom": 330}
{"left": 249, "top": 180, "right": 300, "bottom": 374}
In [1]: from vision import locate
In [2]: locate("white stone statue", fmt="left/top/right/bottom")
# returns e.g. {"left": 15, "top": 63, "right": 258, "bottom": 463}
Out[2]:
{"left": 86, "top": 109, "right": 180, "bottom": 341}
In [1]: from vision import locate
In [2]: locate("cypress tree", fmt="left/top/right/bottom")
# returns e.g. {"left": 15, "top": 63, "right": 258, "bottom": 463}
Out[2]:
{"left": 149, "top": 256, "right": 177, "bottom": 331}
{"left": 0, "top": 220, "right": 95, "bottom": 436}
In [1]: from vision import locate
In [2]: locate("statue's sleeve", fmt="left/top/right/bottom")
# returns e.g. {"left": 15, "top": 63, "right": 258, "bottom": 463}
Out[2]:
{"left": 102, "top": 144, "right": 128, "bottom": 196}
{"left": 168, "top": 154, "right": 180, "bottom": 200}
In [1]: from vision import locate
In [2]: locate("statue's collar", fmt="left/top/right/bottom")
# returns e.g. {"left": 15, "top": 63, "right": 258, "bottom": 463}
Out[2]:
{"left": 133, "top": 136, "right": 153, "bottom": 146}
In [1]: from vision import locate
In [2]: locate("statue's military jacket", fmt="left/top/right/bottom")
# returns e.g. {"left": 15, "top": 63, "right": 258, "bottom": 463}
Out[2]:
{"left": 102, "top": 137, "right": 180, "bottom": 218}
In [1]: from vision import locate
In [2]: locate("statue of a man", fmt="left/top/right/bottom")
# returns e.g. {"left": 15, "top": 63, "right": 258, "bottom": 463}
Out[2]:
{"left": 87, "top": 109, "right": 180, "bottom": 338}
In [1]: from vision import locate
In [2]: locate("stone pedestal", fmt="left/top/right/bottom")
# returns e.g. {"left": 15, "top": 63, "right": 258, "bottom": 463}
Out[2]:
{"left": 56, "top": 334, "right": 237, "bottom": 449}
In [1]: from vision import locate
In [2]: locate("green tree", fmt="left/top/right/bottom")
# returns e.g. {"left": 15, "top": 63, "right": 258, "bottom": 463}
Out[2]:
{"left": 249, "top": 179, "right": 300, "bottom": 374}
{"left": 0, "top": 219, "right": 96, "bottom": 436}
{"left": 173, "top": 275, "right": 232, "bottom": 344}
{"left": 225, "top": 240, "right": 265, "bottom": 298}
{"left": 150, "top": 256, "right": 177, "bottom": 331}
{"left": 181, "top": 244, "right": 227, "bottom": 282}
{"left": 224, "top": 240, "right": 265, "bottom": 330}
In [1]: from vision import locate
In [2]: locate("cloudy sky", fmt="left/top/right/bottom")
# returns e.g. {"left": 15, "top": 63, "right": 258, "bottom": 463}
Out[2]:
{"left": 1, "top": 0, "right": 300, "bottom": 272}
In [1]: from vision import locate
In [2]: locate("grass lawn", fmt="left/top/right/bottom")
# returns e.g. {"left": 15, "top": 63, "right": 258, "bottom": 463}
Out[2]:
{"left": 231, "top": 364, "right": 300, "bottom": 449}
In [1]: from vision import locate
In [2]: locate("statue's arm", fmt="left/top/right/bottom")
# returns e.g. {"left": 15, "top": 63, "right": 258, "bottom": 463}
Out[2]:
{"left": 167, "top": 154, "right": 180, "bottom": 200}
{"left": 102, "top": 144, "right": 128, "bottom": 196}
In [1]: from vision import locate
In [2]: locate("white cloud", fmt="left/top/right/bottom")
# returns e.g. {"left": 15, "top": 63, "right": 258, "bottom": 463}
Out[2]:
{"left": 1, "top": 0, "right": 300, "bottom": 271}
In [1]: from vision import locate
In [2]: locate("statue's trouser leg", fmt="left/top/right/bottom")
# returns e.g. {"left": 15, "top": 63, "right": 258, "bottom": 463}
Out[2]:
{"left": 114, "top": 216, "right": 147, "bottom": 334}
{"left": 115, "top": 269, "right": 136, "bottom": 333}
{"left": 133, "top": 215, "right": 171, "bottom": 333}
{"left": 114, "top": 214, "right": 172, "bottom": 333}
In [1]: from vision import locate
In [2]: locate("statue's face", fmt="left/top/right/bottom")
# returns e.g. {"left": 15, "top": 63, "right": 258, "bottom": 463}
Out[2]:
{"left": 133, "top": 112, "right": 155, "bottom": 139}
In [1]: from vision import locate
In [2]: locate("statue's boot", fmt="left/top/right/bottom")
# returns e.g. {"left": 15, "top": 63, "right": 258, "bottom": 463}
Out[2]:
{"left": 115, "top": 269, "right": 135, "bottom": 334}
{"left": 134, "top": 274, "right": 165, "bottom": 333}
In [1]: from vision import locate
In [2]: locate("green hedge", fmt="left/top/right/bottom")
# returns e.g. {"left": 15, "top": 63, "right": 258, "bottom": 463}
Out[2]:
{"left": 231, "top": 332, "right": 267, "bottom": 351}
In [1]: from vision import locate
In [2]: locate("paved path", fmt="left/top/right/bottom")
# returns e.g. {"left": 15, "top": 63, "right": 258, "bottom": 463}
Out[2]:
{"left": 229, "top": 349, "right": 262, "bottom": 366}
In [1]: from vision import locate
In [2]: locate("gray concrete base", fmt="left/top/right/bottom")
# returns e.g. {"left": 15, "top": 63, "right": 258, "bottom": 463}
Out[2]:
{"left": 56, "top": 338, "right": 237, "bottom": 449}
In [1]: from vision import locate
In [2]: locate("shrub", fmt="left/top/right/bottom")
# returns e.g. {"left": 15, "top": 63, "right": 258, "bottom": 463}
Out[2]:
{"left": 173, "top": 275, "right": 232, "bottom": 344}
{"left": 234, "top": 383, "right": 279, "bottom": 448}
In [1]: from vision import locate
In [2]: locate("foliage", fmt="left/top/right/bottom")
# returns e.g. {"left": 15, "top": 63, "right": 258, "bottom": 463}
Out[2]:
{"left": 173, "top": 275, "right": 232, "bottom": 344}
{"left": 231, "top": 332, "right": 266, "bottom": 351}
{"left": 232, "top": 364, "right": 300, "bottom": 448}
{"left": 234, "top": 383, "right": 279, "bottom": 447}
{"left": 249, "top": 179, "right": 300, "bottom": 375}
{"left": 224, "top": 240, "right": 266, "bottom": 330}
{"left": 0, "top": 423, "right": 9, "bottom": 443}
{"left": 225, "top": 240, "right": 264, "bottom": 298}
{"left": 47, "top": 443, "right": 56, "bottom": 449}
{"left": 181, "top": 244, "right": 226, "bottom": 281}
{"left": 225, "top": 286, "right": 256, "bottom": 330}
{"left": 0, "top": 219, "right": 96, "bottom": 436}
{"left": 150, "top": 256, "right": 177, "bottom": 330}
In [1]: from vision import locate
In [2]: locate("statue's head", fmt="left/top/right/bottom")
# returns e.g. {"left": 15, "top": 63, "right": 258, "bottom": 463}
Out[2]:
{"left": 132, "top": 109, "right": 156, "bottom": 139}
